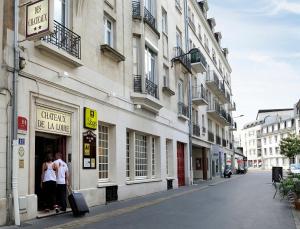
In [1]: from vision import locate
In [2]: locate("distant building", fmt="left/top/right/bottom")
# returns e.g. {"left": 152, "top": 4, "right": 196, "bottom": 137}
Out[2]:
{"left": 241, "top": 107, "right": 297, "bottom": 170}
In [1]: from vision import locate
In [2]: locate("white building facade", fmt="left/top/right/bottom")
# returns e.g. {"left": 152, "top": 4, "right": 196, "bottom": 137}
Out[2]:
{"left": 0, "top": 0, "right": 235, "bottom": 225}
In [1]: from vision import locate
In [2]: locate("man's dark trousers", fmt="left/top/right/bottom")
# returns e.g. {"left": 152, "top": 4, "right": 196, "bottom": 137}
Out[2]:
{"left": 56, "top": 184, "right": 67, "bottom": 211}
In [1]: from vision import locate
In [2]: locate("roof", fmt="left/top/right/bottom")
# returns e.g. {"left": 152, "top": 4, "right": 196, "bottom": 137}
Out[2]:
{"left": 256, "top": 108, "right": 293, "bottom": 120}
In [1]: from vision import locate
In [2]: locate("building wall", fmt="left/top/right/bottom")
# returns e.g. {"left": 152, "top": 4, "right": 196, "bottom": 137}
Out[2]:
{"left": 1, "top": 0, "right": 234, "bottom": 224}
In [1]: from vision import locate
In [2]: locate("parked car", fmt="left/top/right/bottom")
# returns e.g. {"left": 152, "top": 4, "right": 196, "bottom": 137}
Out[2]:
{"left": 290, "top": 164, "right": 300, "bottom": 174}
{"left": 224, "top": 165, "right": 232, "bottom": 178}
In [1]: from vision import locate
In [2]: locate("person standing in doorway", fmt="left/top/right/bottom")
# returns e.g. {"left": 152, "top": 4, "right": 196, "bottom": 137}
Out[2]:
{"left": 54, "top": 152, "right": 69, "bottom": 212}
{"left": 41, "top": 154, "right": 58, "bottom": 212}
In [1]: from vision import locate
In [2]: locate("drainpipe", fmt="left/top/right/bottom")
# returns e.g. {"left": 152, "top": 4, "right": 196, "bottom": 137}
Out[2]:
{"left": 12, "top": 0, "right": 20, "bottom": 226}
{"left": 183, "top": 0, "right": 193, "bottom": 185}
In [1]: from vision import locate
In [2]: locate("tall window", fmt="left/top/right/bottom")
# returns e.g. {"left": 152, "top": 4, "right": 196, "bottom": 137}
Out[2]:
{"left": 162, "top": 9, "right": 168, "bottom": 58}
{"left": 208, "top": 119, "right": 212, "bottom": 132}
{"left": 198, "top": 24, "right": 202, "bottom": 41}
{"left": 166, "top": 140, "right": 169, "bottom": 176}
{"left": 54, "top": 0, "right": 68, "bottom": 26}
{"left": 126, "top": 132, "right": 130, "bottom": 178}
{"left": 133, "top": 36, "right": 140, "bottom": 76}
{"left": 145, "top": 46, "right": 156, "bottom": 83}
{"left": 99, "top": 124, "right": 109, "bottom": 180}
{"left": 144, "top": 0, "right": 155, "bottom": 15}
{"left": 135, "top": 134, "right": 147, "bottom": 177}
{"left": 178, "top": 80, "right": 183, "bottom": 102}
{"left": 176, "top": 29, "right": 182, "bottom": 48}
{"left": 104, "top": 16, "right": 113, "bottom": 47}
{"left": 152, "top": 137, "right": 156, "bottom": 177}
{"left": 163, "top": 65, "right": 169, "bottom": 87}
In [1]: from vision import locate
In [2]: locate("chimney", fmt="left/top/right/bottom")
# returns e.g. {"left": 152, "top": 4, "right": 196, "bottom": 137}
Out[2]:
{"left": 198, "top": 0, "right": 209, "bottom": 17}
{"left": 223, "top": 48, "right": 229, "bottom": 59}
{"left": 207, "top": 18, "right": 216, "bottom": 32}
{"left": 214, "top": 32, "right": 222, "bottom": 45}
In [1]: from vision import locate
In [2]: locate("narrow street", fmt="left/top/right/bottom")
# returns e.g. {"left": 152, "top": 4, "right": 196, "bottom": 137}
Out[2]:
{"left": 12, "top": 171, "right": 296, "bottom": 229}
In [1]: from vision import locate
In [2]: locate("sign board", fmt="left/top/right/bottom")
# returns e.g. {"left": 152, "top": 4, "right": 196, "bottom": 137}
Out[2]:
{"left": 84, "top": 107, "right": 97, "bottom": 130}
{"left": 82, "top": 131, "right": 96, "bottom": 169}
{"left": 18, "top": 116, "right": 28, "bottom": 134}
{"left": 36, "top": 107, "right": 71, "bottom": 136}
{"left": 18, "top": 138, "right": 25, "bottom": 145}
{"left": 26, "top": 0, "right": 54, "bottom": 40}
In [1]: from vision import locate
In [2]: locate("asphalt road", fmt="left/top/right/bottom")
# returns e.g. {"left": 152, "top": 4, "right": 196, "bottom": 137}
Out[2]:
{"left": 77, "top": 171, "right": 295, "bottom": 229}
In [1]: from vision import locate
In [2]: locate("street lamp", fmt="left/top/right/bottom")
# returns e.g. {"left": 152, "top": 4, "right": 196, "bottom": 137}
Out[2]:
{"left": 233, "top": 114, "right": 244, "bottom": 119}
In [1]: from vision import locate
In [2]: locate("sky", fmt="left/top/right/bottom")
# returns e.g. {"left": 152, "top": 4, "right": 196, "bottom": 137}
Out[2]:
{"left": 208, "top": 0, "right": 300, "bottom": 129}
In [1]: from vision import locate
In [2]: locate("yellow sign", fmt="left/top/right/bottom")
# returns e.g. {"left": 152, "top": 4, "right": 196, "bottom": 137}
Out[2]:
{"left": 84, "top": 143, "right": 90, "bottom": 156}
{"left": 36, "top": 107, "right": 71, "bottom": 136}
{"left": 19, "top": 160, "right": 24, "bottom": 169}
{"left": 84, "top": 107, "right": 97, "bottom": 130}
{"left": 26, "top": 0, "right": 53, "bottom": 40}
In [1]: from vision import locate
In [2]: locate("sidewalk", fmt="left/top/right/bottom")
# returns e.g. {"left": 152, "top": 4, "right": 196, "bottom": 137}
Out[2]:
{"left": 3, "top": 175, "right": 242, "bottom": 228}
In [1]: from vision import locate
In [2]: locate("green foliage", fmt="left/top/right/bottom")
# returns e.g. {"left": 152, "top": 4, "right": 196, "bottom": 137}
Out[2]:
{"left": 280, "top": 134, "right": 300, "bottom": 161}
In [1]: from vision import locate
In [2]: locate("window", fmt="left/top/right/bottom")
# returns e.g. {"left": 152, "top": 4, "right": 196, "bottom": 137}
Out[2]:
{"left": 98, "top": 124, "right": 109, "bottom": 180}
{"left": 166, "top": 139, "right": 172, "bottom": 177}
{"left": 54, "top": 0, "right": 68, "bottom": 26}
{"left": 162, "top": 8, "right": 168, "bottom": 34}
{"left": 269, "top": 147, "right": 272, "bottom": 155}
{"left": 275, "top": 135, "right": 278, "bottom": 143}
{"left": 176, "top": 29, "right": 182, "bottom": 48}
{"left": 198, "top": 24, "right": 202, "bottom": 41}
{"left": 144, "top": 0, "right": 155, "bottom": 15}
{"left": 126, "top": 132, "right": 130, "bottom": 178}
{"left": 269, "top": 136, "right": 272, "bottom": 144}
{"left": 152, "top": 137, "right": 156, "bottom": 177}
{"left": 135, "top": 134, "right": 147, "bottom": 177}
{"left": 263, "top": 138, "right": 266, "bottom": 144}
{"left": 132, "top": 36, "right": 140, "bottom": 76}
{"left": 175, "top": 0, "right": 181, "bottom": 10}
{"left": 264, "top": 148, "right": 267, "bottom": 155}
{"left": 178, "top": 80, "right": 183, "bottom": 102}
{"left": 212, "top": 48, "right": 216, "bottom": 64}
{"left": 104, "top": 16, "right": 113, "bottom": 47}
{"left": 145, "top": 46, "right": 156, "bottom": 83}
{"left": 276, "top": 147, "right": 279, "bottom": 154}
{"left": 163, "top": 65, "right": 169, "bottom": 87}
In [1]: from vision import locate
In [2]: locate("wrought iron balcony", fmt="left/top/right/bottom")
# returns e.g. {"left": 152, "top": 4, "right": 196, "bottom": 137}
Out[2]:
{"left": 190, "top": 48, "right": 207, "bottom": 73}
{"left": 145, "top": 78, "right": 158, "bottom": 99}
{"left": 193, "top": 123, "right": 201, "bottom": 137}
{"left": 132, "top": 1, "right": 141, "bottom": 18}
{"left": 207, "top": 101, "right": 230, "bottom": 126}
{"left": 173, "top": 47, "right": 191, "bottom": 73}
{"left": 192, "top": 85, "right": 208, "bottom": 106}
{"left": 208, "top": 131, "right": 214, "bottom": 142}
{"left": 133, "top": 75, "right": 158, "bottom": 99}
{"left": 42, "top": 20, "right": 81, "bottom": 59}
{"left": 144, "top": 7, "right": 156, "bottom": 29}
{"left": 206, "top": 71, "right": 227, "bottom": 104}
{"left": 178, "top": 102, "right": 189, "bottom": 119}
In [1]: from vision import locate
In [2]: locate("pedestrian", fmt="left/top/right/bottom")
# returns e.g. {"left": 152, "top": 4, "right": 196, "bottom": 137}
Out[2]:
{"left": 41, "top": 153, "right": 58, "bottom": 212}
{"left": 54, "top": 152, "right": 69, "bottom": 212}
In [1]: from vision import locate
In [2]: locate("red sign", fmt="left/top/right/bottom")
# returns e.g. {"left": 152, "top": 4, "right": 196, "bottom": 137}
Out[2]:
{"left": 18, "top": 116, "right": 28, "bottom": 132}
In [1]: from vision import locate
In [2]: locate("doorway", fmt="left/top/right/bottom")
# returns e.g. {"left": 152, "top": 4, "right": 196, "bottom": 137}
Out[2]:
{"left": 177, "top": 142, "right": 185, "bottom": 186}
{"left": 35, "top": 132, "right": 66, "bottom": 211}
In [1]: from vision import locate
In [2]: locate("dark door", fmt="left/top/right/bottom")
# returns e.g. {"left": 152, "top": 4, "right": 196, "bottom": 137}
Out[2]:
{"left": 202, "top": 149, "right": 208, "bottom": 180}
{"left": 35, "top": 133, "right": 66, "bottom": 210}
{"left": 177, "top": 142, "right": 185, "bottom": 186}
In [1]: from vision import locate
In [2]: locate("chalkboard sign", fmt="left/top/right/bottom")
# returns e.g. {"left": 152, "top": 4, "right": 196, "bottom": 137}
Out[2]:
{"left": 82, "top": 130, "right": 96, "bottom": 169}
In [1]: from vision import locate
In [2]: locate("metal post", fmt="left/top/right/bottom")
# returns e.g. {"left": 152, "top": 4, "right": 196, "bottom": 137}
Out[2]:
{"left": 12, "top": 0, "right": 20, "bottom": 225}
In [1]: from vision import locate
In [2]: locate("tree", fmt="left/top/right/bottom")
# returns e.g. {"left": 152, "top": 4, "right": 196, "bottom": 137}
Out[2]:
{"left": 280, "top": 134, "right": 300, "bottom": 165}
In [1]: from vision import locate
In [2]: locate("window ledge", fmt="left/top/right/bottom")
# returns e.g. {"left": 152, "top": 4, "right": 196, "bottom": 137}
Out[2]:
{"left": 162, "top": 86, "right": 175, "bottom": 96}
{"left": 97, "top": 182, "right": 118, "bottom": 188}
{"left": 126, "top": 178, "right": 162, "bottom": 185}
{"left": 100, "top": 44, "right": 125, "bottom": 62}
{"left": 34, "top": 40, "right": 83, "bottom": 67}
{"left": 166, "top": 177, "right": 175, "bottom": 180}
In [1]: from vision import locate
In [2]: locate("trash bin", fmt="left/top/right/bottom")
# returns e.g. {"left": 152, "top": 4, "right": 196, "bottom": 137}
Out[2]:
{"left": 272, "top": 167, "right": 283, "bottom": 182}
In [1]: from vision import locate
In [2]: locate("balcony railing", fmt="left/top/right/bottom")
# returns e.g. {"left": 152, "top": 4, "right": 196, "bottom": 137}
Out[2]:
{"left": 173, "top": 46, "right": 191, "bottom": 72}
{"left": 145, "top": 78, "right": 158, "bottom": 98}
{"left": 191, "top": 49, "right": 207, "bottom": 68}
{"left": 193, "top": 123, "right": 201, "bottom": 137}
{"left": 192, "top": 85, "right": 207, "bottom": 101}
{"left": 133, "top": 75, "right": 158, "bottom": 99}
{"left": 178, "top": 102, "right": 189, "bottom": 118}
{"left": 222, "top": 139, "right": 227, "bottom": 147}
{"left": 132, "top": 1, "right": 141, "bottom": 17}
{"left": 42, "top": 20, "right": 81, "bottom": 59}
{"left": 216, "top": 136, "right": 221, "bottom": 145}
{"left": 144, "top": 7, "right": 156, "bottom": 29}
{"left": 208, "top": 131, "right": 214, "bottom": 142}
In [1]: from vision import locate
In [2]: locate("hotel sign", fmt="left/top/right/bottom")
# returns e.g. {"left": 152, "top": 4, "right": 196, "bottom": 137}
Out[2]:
{"left": 26, "top": 0, "right": 54, "bottom": 40}
{"left": 84, "top": 107, "right": 97, "bottom": 130}
{"left": 36, "top": 107, "right": 71, "bottom": 136}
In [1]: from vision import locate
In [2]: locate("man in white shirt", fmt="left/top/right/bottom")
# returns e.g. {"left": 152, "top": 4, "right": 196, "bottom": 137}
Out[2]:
{"left": 54, "top": 152, "right": 69, "bottom": 212}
